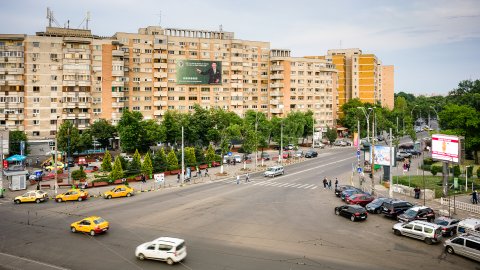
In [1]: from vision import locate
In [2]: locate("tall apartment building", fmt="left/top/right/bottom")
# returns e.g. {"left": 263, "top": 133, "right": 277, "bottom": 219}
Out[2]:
{"left": 325, "top": 49, "right": 392, "bottom": 115}
{"left": 270, "top": 49, "right": 337, "bottom": 129}
{"left": 1, "top": 25, "right": 340, "bottom": 142}
{"left": 381, "top": 65, "right": 394, "bottom": 110}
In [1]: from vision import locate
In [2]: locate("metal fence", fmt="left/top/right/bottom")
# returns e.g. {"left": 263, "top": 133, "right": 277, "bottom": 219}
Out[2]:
{"left": 440, "top": 197, "right": 480, "bottom": 215}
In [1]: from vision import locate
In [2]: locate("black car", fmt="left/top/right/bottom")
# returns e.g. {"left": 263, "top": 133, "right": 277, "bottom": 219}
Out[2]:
{"left": 382, "top": 200, "right": 414, "bottom": 219}
{"left": 397, "top": 206, "right": 436, "bottom": 223}
{"left": 434, "top": 217, "right": 460, "bottom": 237}
{"left": 335, "top": 185, "right": 356, "bottom": 197}
{"left": 335, "top": 205, "right": 368, "bottom": 222}
{"left": 304, "top": 150, "right": 318, "bottom": 158}
{"left": 340, "top": 188, "right": 365, "bottom": 201}
{"left": 67, "top": 157, "right": 75, "bottom": 167}
{"left": 365, "top": 197, "right": 393, "bottom": 214}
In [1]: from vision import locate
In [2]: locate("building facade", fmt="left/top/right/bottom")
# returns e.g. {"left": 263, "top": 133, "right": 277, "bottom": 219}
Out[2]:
{"left": 381, "top": 65, "right": 394, "bottom": 110}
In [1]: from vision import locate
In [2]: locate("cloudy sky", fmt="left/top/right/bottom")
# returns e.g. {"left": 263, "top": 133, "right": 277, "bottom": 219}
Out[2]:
{"left": 2, "top": 0, "right": 479, "bottom": 95}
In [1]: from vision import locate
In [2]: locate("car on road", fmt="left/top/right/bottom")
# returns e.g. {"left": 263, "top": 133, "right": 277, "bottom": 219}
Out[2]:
{"left": 14, "top": 190, "right": 49, "bottom": 204}
{"left": 382, "top": 200, "right": 414, "bottom": 219}
{"left": 294, "top": 150, "right": 304, "bottom": 158}
{"left": 45, "top": 162, "right": 64, "bottom": 171}
{"left": 28, "top": 170, "right": 44, "bottom": 181}
{"left": 334, "top": 205, "right": 368, "bottom": 222}
{"left": 264, "top": 165, "right": 284, "bottom": 177}
{"left": 340, "top": 188, "right": 366, "bottom": 201}
{"left": 70, "top": 216, "right": 109, "bottom": 236}
{"left": 397, "top": 206, "right": 436, "bottom": 223}
{"left": 284, "top": 144, "right": 295, "bottom": 150}
{"left": 84, "top": 165, "right": 99, "bottom": 173}
{"left": 393, "top": 220, "right": 443, "bottom": 245}
{"left": 103, "top": 185, "right": 134, "bottom": 199}
{"left": 135, "top": 237, "right": 187, "bottom": 265}
{"left": 444, "top": 233, "right": 480, "bottom": 262}
{"left": 304, "top": 149, "right": 318, "bottom": 158}
{"left": 346, "top": 193, "right": 375, "bottom": 207}
{"left": 434, "top": 217, "right": 460, "bottom": 237}
{"left": 334, "top": 140, "right": 347, "bottom": 147}
{"left": 260, "top": 152, "right": 270, "bottom": 160}
{"left": 55, "top": 189, "right": 89, "bottom": 202}
{"left": 366, "top": 197, "right": 394, "bottom": 214}
{"left": 334, "top": 185, "right": 356, "bottom": 197}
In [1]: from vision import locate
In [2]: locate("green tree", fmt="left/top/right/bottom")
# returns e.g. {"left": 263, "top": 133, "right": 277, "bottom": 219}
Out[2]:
{"left": 153, "top": 148, "right": 167, "bottom": 173}
{"left": 90, "top": 119, "right": 116, "bottom": 149}
{"left": 57, "top": 121, "right": 81, "bottom": 154}
{"left": 9, "top": 130, "right": 28, "bottom": 155}
{"left": 185, "top": 147, "right": 197, "bottom": 167}
{"left": 141, "top": 152, "right": 153, "bottom": 177}
{"left": 326, "top": 126, "right": 337, "bottom": 145}
{"left": 111, "top": 156, "right": 124, "bottom": 180}
{"left": 71, "top": 166, "right": 87, "bottom": 180}
{"left": 101, "top": 150, "right": 112, "bottom": 172}
{"left": 118, "top": 155, "right": 129, "bottom": 173}
{"left": 166, "top": 149, "right": 179, "bottom": 171}
{"left": 194, "top": 146, "right": 205, "bottom": 164}
{"left": 205, "top": 144, "right": 216, "bottom": 164}
{"left": 161, "top": 110, "right": 183, "bottom": 145}
{"left": 140, "top": 119, "right": 166, "bottom": 152}
{"left": 78, "top": 129, "right": 93, "bottom": 153}
{"left": 117, "top": 110, "right": 144, "bottom": 153}
{"left": 129, "top": 149, "right": 142, "bottom": 175}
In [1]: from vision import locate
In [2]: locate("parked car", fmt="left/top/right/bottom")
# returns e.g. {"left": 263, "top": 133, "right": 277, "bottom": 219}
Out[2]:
{"left": 334, "top": 205, "right": 368, "bottom": 222}
{"left": 84, "top": 165, "right": 99, "bottom": 173}
{"left": 284, "top": 144, "right": 295, "bottom": 150}
{"left": 397, "top": 206, "right": 436, "bottom": 223}
{"left": 70, "top": 216, "right": 109, "bottom": 236}
{"left": 434, "top": 217, "right": 460, "bottom": 237}
{"left": 346, "top": 193, "right": 375, "bottom": 207}
{"left": 457, "top": 218, "right": 480, "bottom": 234}
{"left": 334, "top": 140, "right": 347, "bottom": 147}
{"left": 294, "top": 150, "right": 304, "bottom": 158}
{"left": 366, "top": 197, "right": 394, "bottom": 214}
{"left": 211, "top": 161, "right": 220, "bottom": 167}
{"left": 334, "top": 185, "right": 356, "bottom": 197}
{"left": 14, "top": 190, "right": 49, "bottom": 204}
{"left": 304, "top": 149, "right": 318, "bottom": 158}
{"left": 260, "top": 152, "right": 270, "bottom": 160}
{"left": 444, "top": 233, "right": 480, "bottom": 262}
{"left": 264, "top": 165, "right": 284, "bottom": 177}
{"left": 341, "top": 188, "right": 366, "bottom": 201}
{"left": 67, "top": 157, "right": 75, "bottom": 167}
{"left": 135, "top": 237, "right": 187, "bottom": 265}
{"left": 56, "top": 189, "right": 88, "bottom": 202}
{"left": 28, "top": 170, "right": 44, "bottom": 181}
{"left": 393, "top": 220, "right": 443, "bottom": 245}
{"left": 103, "top": 185, "right": 134, "bottom": 199}
{"left": 45, "top": 162, "right": 64, "bottom": 171}
{"left": 382, "top": 200, "right": 414, "bottom": 219}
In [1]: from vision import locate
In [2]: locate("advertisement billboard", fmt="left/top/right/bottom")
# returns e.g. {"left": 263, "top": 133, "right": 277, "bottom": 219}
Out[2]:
{"left": 176, "top": 60, "right": 222, "bottom": 85}
{"left": 373, "top": 145, "right": 395, "bottom": 166}
{"left": 431, "top": 134, "right": 460, "bottom": 163}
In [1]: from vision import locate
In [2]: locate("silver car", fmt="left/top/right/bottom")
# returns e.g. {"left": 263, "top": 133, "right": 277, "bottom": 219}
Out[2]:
{"left": 393, "top": 220, "right": 443, "bottom": 245}
{"left": 444, "top": 233, "right": 480, "bottom": 262}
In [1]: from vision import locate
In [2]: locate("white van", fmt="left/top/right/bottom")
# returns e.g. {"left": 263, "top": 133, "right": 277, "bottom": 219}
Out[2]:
{"left": 444, "top": 233, "right": 480, "bottom": 262}
{"left": 457, "top": 218, "right": 480, "bottom": 234}
{"left": 264, "top": 166, "right": 284, "bottom": 177}
{"left": 135, "top": 237, "right": 187, "bottom": 265}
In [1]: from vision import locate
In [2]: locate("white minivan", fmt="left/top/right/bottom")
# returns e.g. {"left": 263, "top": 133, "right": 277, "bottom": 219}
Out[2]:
{"left": 135, "top": 237, "right": 187, "bottom": 265}
{"left": 457, "top": 218, "right": 480, "bottom": 234}
{"left": 264, "top": 165, "right": 284, "bottom": 177}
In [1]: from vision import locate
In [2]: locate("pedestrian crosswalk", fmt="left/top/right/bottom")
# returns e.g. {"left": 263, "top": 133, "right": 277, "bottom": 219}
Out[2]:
{"left": 220, "top": 178, "right": 318, "bottom": 190}
{"left": 0, "top": 198, "right": 10, "bottom": 205}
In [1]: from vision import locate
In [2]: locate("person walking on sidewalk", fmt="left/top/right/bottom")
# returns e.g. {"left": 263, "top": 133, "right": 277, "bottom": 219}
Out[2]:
{"left": 245, "top": 173, "right": 250, "bottom": 182}
{"left": 414, "top": 187, "right": 420, "bottom": 199}
{"left": 236, "top": 174, "right": 240, "bottom": 184}
{"left": 322, "top": 177, "right": 328, "bottom": 189}
{"left": 335, "top": 178, "right": 339, "bottom": 189}
{"left": 177, "top": 172, "right": 180, "bottom": 183}
{"left": 328, "top": 179, "right": 332, "bottom": 190}
{"left": 472, "top": 190, "right": 478, "bottom": 204}
{"left": 205, "top": 168, "right": 209, "bottom": 177}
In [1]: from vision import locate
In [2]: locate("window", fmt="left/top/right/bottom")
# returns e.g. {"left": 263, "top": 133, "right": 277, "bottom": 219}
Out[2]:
{"left": 33, "top": 98, "right": 40, "bottom": 103}
{"left": 144, "top": 106, "right": 151, "bottom": 110}
{"left": 146, "top": 244, "right": 156, "bottom": 250}
{"left": 32, "top": 131, "right": 40, "bottom": 136}
{"left": 178, "top": 96, "right": 185, "bottom": 100}
{"left": 413, "top": 225, "right": 423, "bottom": 232}
{"left": 466, "top": 240, "right": 480, "bottom": 251}
{"left": 33, "top": 120, "right": 39, "bottom": 125}
{"left": 403, "top": 224, "right": 413, "bottom": 230}
{"left": 51, "top": 109, "right": 56, "bottom": 113}
{"left": 33, "top": 86, "right": 40, "bottom": 92}
{"left": 423, "top": 227, "right": 433, "bottom": 233}
{"left": 33, "top": 42, "right": 40, "bottom": 47}
{"left": 451, "top": 238, "right": 464, "bottom": 245}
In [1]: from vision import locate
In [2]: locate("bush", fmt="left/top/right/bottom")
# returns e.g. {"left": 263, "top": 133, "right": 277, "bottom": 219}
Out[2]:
{"left": 71, "top": 167, "right": 87, "bottom": 180}
{"left": 423, "top": 158, "right": 434, "bottom": 165}
{"left": 467, "top": 166, "right": 474, "bottom": 177}
{"left": 420, "top": 164, "right": 431, "bottom": 171}
{"left": 430, "top": 165, "right": 441, "bottom": 176}
{"left": 91, "top": 177, "right": 110, "bottom": 183}
{"left": 477, "top": 167, "right": 480, "bottom": 179}
{"left": 453, "top": 165, "right": 461, "bottom": 177}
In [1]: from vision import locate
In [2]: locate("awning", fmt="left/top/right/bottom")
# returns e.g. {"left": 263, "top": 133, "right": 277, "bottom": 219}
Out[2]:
{"left": 6, "top": 154, "right": 26, "bottom": 162}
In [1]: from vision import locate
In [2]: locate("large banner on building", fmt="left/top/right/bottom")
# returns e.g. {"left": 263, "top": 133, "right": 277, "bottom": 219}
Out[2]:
{"left": 431, "top": 134, "right": 460, "bottom": 163}
{"left": 176, "top": 60, "right": 222, "bottom": 85}
{"left": 373, "top": 145, "right": 395, "bottom": 166}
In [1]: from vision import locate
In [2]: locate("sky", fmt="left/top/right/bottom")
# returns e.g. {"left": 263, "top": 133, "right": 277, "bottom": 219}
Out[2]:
{"left": 1, "top": 0, "right": 480, "bottom": 95}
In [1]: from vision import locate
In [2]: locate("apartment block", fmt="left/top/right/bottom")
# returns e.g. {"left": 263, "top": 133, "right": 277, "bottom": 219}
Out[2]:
{"left": 381, "top": 65, "right": 394, "bottom": 110}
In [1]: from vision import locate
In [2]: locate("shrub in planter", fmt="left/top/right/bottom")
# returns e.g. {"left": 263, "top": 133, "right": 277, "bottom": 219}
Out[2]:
{"left": 72, "top": 167, "right": 87, "bottom": 180}
{"left": 453, "top": 165, "right": 461, "bottom": 177}
{"left": 420, "top": 164, "right": 431, "bottom": 171}
{"left": 423, "top": 158, "right": 434, "bottom": 165}
{"left": 430, "top": 165, "right": 441, "bottom": 176}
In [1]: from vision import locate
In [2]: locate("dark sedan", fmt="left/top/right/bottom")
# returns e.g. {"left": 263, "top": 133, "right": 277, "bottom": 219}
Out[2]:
{"left": 366, "top": 197, "right": 393, "bottom": 214}
{"left": 304, "top": 150, "right": 318, "bottom": 158}
{"left": 434, "top": 217, "right": 460, "bottom": 237}
{"left": 334, "top": 185, "right": 356, "bottom": 197}
{"left": 335, "top": 205, "right": 368, "bottom": 222}
{"left": 341, "top": 188, "right": 366, "bottom": 201}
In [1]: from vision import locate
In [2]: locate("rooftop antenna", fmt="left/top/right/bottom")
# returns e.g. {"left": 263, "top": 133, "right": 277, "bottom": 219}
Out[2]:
{"left": 46, "top": 7, "right": 60, "bottom": 27}
{"left": 77, "top": 11, "right": 91, "bottom": 29}
{"left": 219, "top": 24, "right": 223, "bottom": 32}
{"left": 339, "top": 40, "right": 342, "bottom": 49}
{"left": 158, "top": 11, "right": 162, "bottom": 26}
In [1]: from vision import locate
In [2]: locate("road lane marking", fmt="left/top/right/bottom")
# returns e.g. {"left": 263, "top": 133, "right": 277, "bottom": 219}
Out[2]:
{"left": 311, "top": 186, "right": 318, "bottom": 190}
{"left": 0, "top": 251, "right": 71, "bottom": 270}
{"left": 297, "top": 184, "right": 310, "bottom": 188}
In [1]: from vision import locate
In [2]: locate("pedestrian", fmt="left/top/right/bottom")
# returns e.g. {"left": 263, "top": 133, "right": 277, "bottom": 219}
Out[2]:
{"left": 328, "top": 179, "right": 332, "bottom": 190}
{"left": 323, "top": 177, "right": 327, "bottom": 189}
{"left": 141, "top": 174, "right": 146, "bottom": 183}
{"left": 414, "top": 187, "right": 420, "bottom": 199}
{"left": 197, "top": 167, "right": 201, "bottom": 178}
{"left": 236, "top": 175, "right": 240, "bottom": 184}
{"left": 36, "top": 157, "right": 39, "bottom": 166}
{"left": 245, "top": 173, "right": 250, "bottom": 182}
{"left": 472, "top": 190, "right": 478, "bottom": 204}
{"left": 177, "top": 172, "right": 180, "bottom": 183}
{"left": 205, "top": 168, "right": 209, "bottom": 177}
{"left": 335, "top": 178, "right": 339, "bottom": 189}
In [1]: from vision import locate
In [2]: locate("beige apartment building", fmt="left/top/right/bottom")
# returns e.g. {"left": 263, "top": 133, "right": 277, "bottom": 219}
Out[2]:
{"left": 0, "top": 25, "right": 341, "bottom": 142}
{"left": 381, "top": 65, "right": 394, "bottom": 110}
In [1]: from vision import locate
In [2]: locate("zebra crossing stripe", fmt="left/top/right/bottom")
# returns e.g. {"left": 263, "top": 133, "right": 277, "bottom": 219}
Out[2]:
{"left": 311, "top": 186, "right": 318, "bottom": 190}
{"left": 303, "top": 184, "right": 315, "bottom": 189}
{"left": 296, "top": 184, "right": 309, "bottom": 188}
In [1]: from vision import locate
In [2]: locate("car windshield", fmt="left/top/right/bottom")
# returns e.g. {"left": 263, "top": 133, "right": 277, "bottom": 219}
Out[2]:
{"left": 370, "top": 199, "right": 383, "bottom": 205}
{"left": 94, "top": 218, "right": 106, "bottom": 224}
{"left": 267, "top": 168, "right": 276, "bottom": 172}
{"left": 434, "top": 219, "right": 449, "bottom": 226}
{"left": 403, "top": 209, "right": 418, "bottom": 217}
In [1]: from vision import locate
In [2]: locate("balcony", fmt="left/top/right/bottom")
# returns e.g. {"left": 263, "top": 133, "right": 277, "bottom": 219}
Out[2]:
{"left": 153, "top": 44, "right": 167, "bottom": 50}
{"left": 269, "top": 99, "right": 280, "bottom": 105}
{"left": 270, "top": 108, "right": 283, "bottom": 114}
{"left": 153, "top": 91, "right": 168, "bottom": 97}
{"left": 153, "top": 53, "right": 168, "bottom": 59}
{"left": 112, "top": 70, "right": 124, "bottom": 77}
{"left": 231, "top": 74, "right": 243, "bottom": 80}
{"left": 230, "top": 82, "right": 243, "bottom": 88}
{"left": 230, "top": 100, "right": 243, "bottom": 106}
{"left": 153, "top": 110, "right": 165, "bottom": 116}
{"left": 154, "top": 72, "right": 167, "bottom": 78}
{"left": 154, "top": 81, "right": 168, "bottom": 88}
{"left": 270, "top": 74, "right": 284, "bottom": 80}
{"left": 7, "top": 80, "right": 25, "bottom": 86}
{"left": 154, "top": 63, "right": 168, "bottom": 69}
{"left": 231, "top": 48, "right": 243, "bottom": 54}
{"left": 231, "top": 56, "right": 242, "bottom": 62}
{"left": 270, "top": 83, "right": 284, "bottom": 88}
{"left": 112, "top": 81, "right": 124, "bottom": 87}
{"left": 230, "top": 66, "right": 243, "bottom": 71}
{"left": 270, "top": 91, "right": 283, "bottom": 97}
{"left": 270, "top": 65, "right": 284, "bottom": 71}
{"left": 112, "top": 102, "right": 124, "bottom": 108}
{"left": 112, "top": 50, "right": 124, "bottom": 57}
{"left": 154, "top": 100, "right": 167, "bottom": 106}
{"left": 112, "top": 91, "right": 125, "bottom": 98}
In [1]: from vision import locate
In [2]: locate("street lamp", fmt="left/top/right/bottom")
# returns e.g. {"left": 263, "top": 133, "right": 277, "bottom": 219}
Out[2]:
{"left": 466, "top": 165, "right": 471, "bottom": 192}
{"left": 54, "top": 116, "right": 60, "bottom": 195}
{"left": 356, "top": 107, "right": 374, "bottom": 142}
{"left": 254, "top": 110, "right": 259, "bottom": 170}
{"left": 430, "top": 106, "right": 439, "bottom": 130}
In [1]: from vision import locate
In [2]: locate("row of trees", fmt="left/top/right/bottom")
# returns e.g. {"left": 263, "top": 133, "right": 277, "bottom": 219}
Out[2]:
{"left": 338, "top": 79, "right": 480, "bottom": 163}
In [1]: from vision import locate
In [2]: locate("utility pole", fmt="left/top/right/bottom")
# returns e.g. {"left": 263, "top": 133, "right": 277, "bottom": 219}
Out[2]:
{"left": 0, "top": 131, "right": 4, "bottom": 196}
{"left": 254, "top": 111, "right": 258, "bottom": 170}
{"left": 54, "top": 116, "right": 60, "bottom": 195}
{"left": 181, "top": 126, "right": 185, "bottom": 184}
{"left": 389, "top": 128, "right": 393, "bottom": 198}
{"left": 280, "top": 122, "right": 283, "bottom": 164}
{"left": 371, "top": 111, "right": 376, "bottom": 196}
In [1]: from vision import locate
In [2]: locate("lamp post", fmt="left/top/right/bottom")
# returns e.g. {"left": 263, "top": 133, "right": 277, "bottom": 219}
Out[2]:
{"left": 466, "top": 165, "right": 471, "bottom": 192}
{"left": 254, "top": 111, "right": 258, "bottom": 170}
{"left": 357, "top": 107, "right": 374, "bottom": 142}
{"left": 67, "top": 127, "right": 70, "bottom": 185}
{"left": 279, "top": 121, "right": 283, "bottom": 164}
{"left": 54, "top": 116, "right": 60, "bottom": 195}
{"left": 181, "top": 126, "right": 184, "bottom": 184}
{"left": 430, "top": 106, "right": 440, "bottom": 131}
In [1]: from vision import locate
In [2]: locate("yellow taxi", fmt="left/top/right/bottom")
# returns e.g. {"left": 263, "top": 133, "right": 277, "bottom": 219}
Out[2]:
{"left": 70, "top": 216, "right": 109, "bottom": 236}
{"left": 55, "top": 189, "right": 89, "bottom": 202}
{"left": 46, "top": 161, "right": 64, "bottom": 171}
{"left": 103, "top": 185, "right": 134, "bottom": 199}
{"left": 14, "top": 190, "right": 49, "bottom": 204}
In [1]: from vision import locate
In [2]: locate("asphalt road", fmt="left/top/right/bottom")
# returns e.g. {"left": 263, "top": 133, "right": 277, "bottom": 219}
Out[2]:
{"left": 0, "top": 148, "right": 478, "bottom": 270}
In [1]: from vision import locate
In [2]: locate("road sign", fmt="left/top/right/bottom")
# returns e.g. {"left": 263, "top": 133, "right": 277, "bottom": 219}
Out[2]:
{"left": 357, "top": 167, "right": 363, "bottom": 173}
{"left": 356, "top": 149, "right": 360, "bottom": 158}
{"left": 227, "top": 152, "right": 232, "bottom": 156}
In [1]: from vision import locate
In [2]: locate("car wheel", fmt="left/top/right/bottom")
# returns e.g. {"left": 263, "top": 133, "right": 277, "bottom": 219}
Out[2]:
{"left": 424, "top": 238, "right": 433, "bottom": 245}
{"left": 89, "top": 230, "right": 95, "bottom": 236}
{"left": 350, "top": 215, "right": 356, "bottom": 222}
{"left": 107, "top": 195, "right": 112, "bottom": 199}
{"left": 393, "top": 229, "right": 401, "bottom": 236}
{"left": 35, "top": 199, "right": 41, "bottom": 204}
{"left": 445, "top": 246, "right": 455, "bottom": 254}
{"left": 335, "top": 210, "right": 340, "bottom": 215}
{"left": 77, "top": 197, "right": 82, "bottom": 202}
{"left": 126, "top": 193, "right": 131, "bottom": 197}
{"left": 57, "top": 198, "right": 62, "bottom": 203}
{"left": 71, "top": 227, "right": 76, "bottom": 233}
{"left": 375, "top": 208, "right": 382, "bottom": 214}
{"left": 166, "top": 258, "right": 174, "bottom": 265}
{"left": 14, "top": 199, "right": 21, "bottom": 204}
{"left": 137, "top": 253, "right": 145, "bottom": 260}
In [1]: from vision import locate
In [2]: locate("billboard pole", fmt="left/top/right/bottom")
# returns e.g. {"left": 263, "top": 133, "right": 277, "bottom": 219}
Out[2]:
{"left": 389, "top": 128, "right": 393, "bottom": 198}
{"left": 371, "top": 112, "right": 375, "bottom": 196}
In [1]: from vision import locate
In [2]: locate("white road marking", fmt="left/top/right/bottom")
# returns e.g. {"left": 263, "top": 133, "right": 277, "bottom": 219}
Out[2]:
{"left": 311, "top": 186, "right": 318, "bottom": 190}
{"left": 303, "top": 184, "right": 315, "bottom": 189}
{"left": 297, "top": 184, "right": 310, "bottom": 188}
{"left": 0, "top": 251, "right": 71, "bottom": 270}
